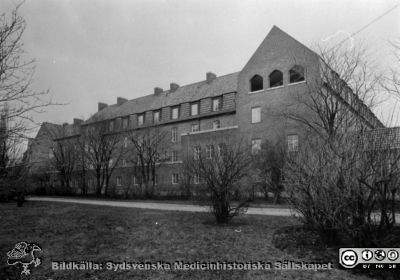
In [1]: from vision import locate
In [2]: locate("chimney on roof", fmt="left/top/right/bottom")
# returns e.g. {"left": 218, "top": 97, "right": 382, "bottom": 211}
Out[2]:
{"left": 170, "top": 83, "right": 179, "bottom": 92}
{"left": 98, "top": 102, "right": 108, "bottom": 112}
{"left": 73, "top": 118, "right": 83, "bottom": 125}
{"left": 117, "top": 97, "right": 128, "bottom": 105}
{"left": 206, "top": 72, "right": 216, "bottom": 83}
{"left": 154, "top": 87, "right": 163, "bottom": 95}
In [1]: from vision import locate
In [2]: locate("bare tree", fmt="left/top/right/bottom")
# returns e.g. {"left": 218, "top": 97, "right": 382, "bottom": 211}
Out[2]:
{"left": 186, "top": 140, "right": 252, "bottom": 224}
{"left": 82, "top": 122, "right": 124, "bottom": 196}
{"left": 0, "top": 4, "right": 58, "bottom": 202}
{"left": 281, "top": 43, "right": 400, "bottom": 246}
{"left": 284, "top": 130, "right": 400, "bottom": 246}
{"left": 282, "top": 44, "right": 382, "bottom": 139}
{"left": 51, "top": 130, "right": 76, "bottom": 195}
{"left": 0, "top": 4, "right": 55, "bottom": 140}
{"left": 252, "top": 140, "right": 285, "bottom": 203}
{"left": 128, "top": 127, "right": 168, "bottom": 198}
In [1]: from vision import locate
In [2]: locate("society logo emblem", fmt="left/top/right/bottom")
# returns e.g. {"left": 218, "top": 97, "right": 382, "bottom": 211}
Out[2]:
{"left": 6, "top": 241, "right": 42, "bottom": 275}
{"left": 387, "top": 250, "right": 399, "bottom": 261}
{"left": 361, "top": 250, "right": 373, "bottom": 261}
{"left": 374, "top": 250, "right": 386, "bottom": 261}
{"left": 340, "top": 250, "right": 358, "bottom": 268}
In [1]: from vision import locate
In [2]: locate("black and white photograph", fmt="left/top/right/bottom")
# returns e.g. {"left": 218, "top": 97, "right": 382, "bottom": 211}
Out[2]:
{"left": 1, "top": 0, "right": 400, "bottom": 279}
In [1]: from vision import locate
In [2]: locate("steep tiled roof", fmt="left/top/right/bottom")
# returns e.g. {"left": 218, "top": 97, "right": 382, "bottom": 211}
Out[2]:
{"left": 84, "top": 72, "right": 239, "bottom": 124}
{"left": 42, "top": 122, "right": 62, "bottom": 138}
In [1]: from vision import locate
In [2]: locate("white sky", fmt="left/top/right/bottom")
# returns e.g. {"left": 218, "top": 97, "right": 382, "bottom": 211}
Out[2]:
{"left": 1, "top": 0, "right": 400, "bottom": 131}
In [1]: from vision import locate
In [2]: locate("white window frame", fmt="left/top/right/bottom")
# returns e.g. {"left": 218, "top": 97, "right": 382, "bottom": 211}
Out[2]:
{"left": 122, "top": 117, "right": 128, "bottom": 129}
{"left": 213, "top": 120, "right": 220, "bottom": 130}
{"left": 194, "top": 146, "right": 201, "bottom": 160}
{"left": 116, "top": 176, "right": 122, "bottom": 186}
{"left": 194, "top": 174, "right": 200, "bottom": 185}
{"left": 251, "top": 139, "right": 261, "bottom": 155}
{"left": 206, "top": 145, "right": 213, "bottom": 159}
{"left": 171, "top": 127, "right": 178, "bottom": 142}
{"left": 190, "top": 103, "right": 199, "bottom": 116}
{"left": 48, "top": 148, "right": 53, "bottom": 159}
{"left": 287, "top": 134, "right": 299, "bottom": 152}
{"left": 133, "top": 176, "right": 139, "bottom": 186}
{"left": 251, "top": 107, "right": 261, "bottom": 123}
{"left": 171, "top": 150, "right": 178, "bottom": 162}
{"left": 212, "top": 97, "right": 222, "bottom": 112}
{"left": 171, "top": 106, "right": 180, "bottom": 120}
{"left": 138, "top": 114, "right": 144, "bottom": 126}
{"left": 122, "top": 159, "right": 126, "bottom": 167}
{"left": 172, "top": 173, "right": 179, "bottom": 185}
{"left": 109, "top": 120, "right": 114, "bottom": 131}
{"left": 153, "top": 110, "right": 160, "bottom": 123}
{"left": 124, "top": 137, "right": 128, "bottom": 148}
{"left": 191, "top": 124, "right": 199, "bottom": 132}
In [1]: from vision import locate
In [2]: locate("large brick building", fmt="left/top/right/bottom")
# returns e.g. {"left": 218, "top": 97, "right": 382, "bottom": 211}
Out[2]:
{"left": 25, "top": 26, "right": 383, "bottom": 196}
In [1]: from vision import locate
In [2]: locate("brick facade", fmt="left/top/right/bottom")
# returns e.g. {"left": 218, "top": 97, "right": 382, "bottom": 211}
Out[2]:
{"left": 25, "top": 26, "right": 383, "bottom": 196}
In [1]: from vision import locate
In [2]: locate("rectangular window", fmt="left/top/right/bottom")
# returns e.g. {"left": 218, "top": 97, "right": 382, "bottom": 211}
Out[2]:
{"left": 124, "top": 137, "right": 128, "bottom": 148}
{"left": 287, "top": 134, "right": 299, "bottom": 152}
{"left": 109, "top": 158, "right": 114, "bottom": 168}
{"left": 213, "top": 120, "right": 220, "bottom": 129}
{"left": 191, "top": 124, "right": 199, "bottom": 132}
{"left": 153, "top": 110, "right": 161, "bottom": 123}
{"left": 116, "top": 176, "right": 122, "bottom": 186}
{"left": 206, "top": 145, "right": 214, "bottom": 159}
{"left": 190, "top": 103, "right": 199, "bottom": 116}
{"left": 109, "top": 120, "right": 114, "bottom": 131}
{"left": 171, "top": 106, "right": 180, "bottom": 120}
{"left": 212, "top": 97, "right": 222, "bottom": 112}
{"left": 138, "top": 114, "right": 144, "bottom": 126}
{"left": 122, "top": 159, "right": 126, "bottom": 167}
{"left": 251, "top": 139, "right": 261, "bottom": 155}
{"left": 252, "top": 107, "right": 261, "bottom": 123}
{"left": 133, "top": 176, "right": 139, "bottom": 186}
{"left": 48, "top": 148, "right": 53, "bottom": 159}
{"left": 194, "top": 146, "right": 201, "bottom": 160}
{"left": 217, "top": 143, "right": 225, "bottom": 157}
{"left": 171, "top": 127, "right": 178, "bottom": 142}
{"left": 153, "top": 174, "right": 158, "bottom": 185}
{"left": 122, "top": 117, "right": 129, "bottom": 129}
{"left": 172, "top": 173, "right": 179, "bottom": 185}
{"left": 171, "top": 150, "right": 178, "bottom": 162}
{"left": 194, "top": 174, "right": 200, "bottom": 185}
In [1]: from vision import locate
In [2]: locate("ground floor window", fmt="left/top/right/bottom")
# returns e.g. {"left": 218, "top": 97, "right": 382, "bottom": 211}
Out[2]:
{"left": 172, "top": 173, "right": 179, "bottom": 185}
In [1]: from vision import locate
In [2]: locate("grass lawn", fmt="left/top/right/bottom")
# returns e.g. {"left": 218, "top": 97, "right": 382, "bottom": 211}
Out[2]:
{"left": 0, "top": 201, "right": 372, "bottom": 280}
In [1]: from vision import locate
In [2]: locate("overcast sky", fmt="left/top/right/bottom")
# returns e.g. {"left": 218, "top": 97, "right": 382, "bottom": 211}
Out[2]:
{"left": 1, "top": 0, "right": 400, "bottom": 131}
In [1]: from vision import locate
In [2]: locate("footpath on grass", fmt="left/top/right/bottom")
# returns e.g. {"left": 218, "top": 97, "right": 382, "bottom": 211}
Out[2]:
{"left": 27, "top": 196, "right": 400, "bottom": 222}
{"left": 27, "top": 196, "right": 295, "bottom": 217}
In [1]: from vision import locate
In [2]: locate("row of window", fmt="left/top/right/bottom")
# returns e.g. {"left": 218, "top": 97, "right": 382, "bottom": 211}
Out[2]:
{"left": 251, "top": 134, "right": 299, "bottom": 155}
{"left": 115, "top": 173, "right": 183, "bottom": 186}
{"left": 250, "top": 65, "right": 305, "bottom": 92}
{"left": 109, "top": 96, "right": 223, "bottom": 132}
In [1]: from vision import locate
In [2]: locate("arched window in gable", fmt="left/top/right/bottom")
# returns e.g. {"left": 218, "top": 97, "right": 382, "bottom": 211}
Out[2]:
{"left": 289, "top": 65, "right": 305, "bottom": 83}
{"left": 250, "top": 75, "right": 263, "bottom": 92}
{"left": 269, "top": 70, "right": 283, "bottom": 88}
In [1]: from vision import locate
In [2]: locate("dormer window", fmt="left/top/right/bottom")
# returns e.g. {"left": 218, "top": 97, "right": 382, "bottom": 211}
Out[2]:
{"left": 109, "top": 120, "right": 114, "bottom": 131}
{"left": 289, "top": 65, "right": 305, "bottom": 83}
{"left": 269, "top": 70, "right": 283, "bottom": 88}
{"left": 250, "top": 75, "right": 263, "bottom": 92}
{"left": 153, "top": 110, "right": 161, "bottom": 123}
{"left": 190, "top": 102, "right": 199, "bottom": 116}
{"left": 212, "top": 97, "right": 222, "bottom": 112}
{"left": 171, "top": 106, "right": 180, "bottom": 120}
{"left": 138, "top": 114, "right": 144, "bottom": 126}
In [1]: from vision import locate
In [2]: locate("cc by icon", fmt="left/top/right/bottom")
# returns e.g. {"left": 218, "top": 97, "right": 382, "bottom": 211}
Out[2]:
{"left": 340, "top": 250, "right": 358, "bottom": 268}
